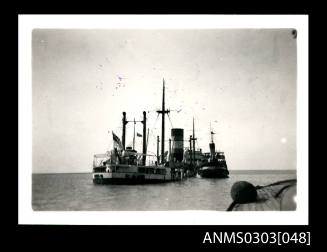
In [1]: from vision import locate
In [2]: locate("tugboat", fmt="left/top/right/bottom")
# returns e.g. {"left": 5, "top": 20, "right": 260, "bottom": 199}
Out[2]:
{"left": 198, "top": 128, "right": 229, "bottom": 178}
{"left": 92, "top": 79, "right": 185, "bottom": 184}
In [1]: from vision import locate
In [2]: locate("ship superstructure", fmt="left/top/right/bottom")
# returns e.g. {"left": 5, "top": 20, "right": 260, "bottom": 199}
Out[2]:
{"left": 198, "top": 126, "right": 229, "bottom": 178}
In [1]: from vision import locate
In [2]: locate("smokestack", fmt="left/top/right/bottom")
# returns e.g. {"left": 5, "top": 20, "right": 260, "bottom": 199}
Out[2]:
{"left": 142, "top": 111, "right": 147, "bottom": 166}
{"left": 210, "top": 143, "right": 215, "bottom": 159}
{"left": 171, "top": 128, "right": 184, "bottom": 162}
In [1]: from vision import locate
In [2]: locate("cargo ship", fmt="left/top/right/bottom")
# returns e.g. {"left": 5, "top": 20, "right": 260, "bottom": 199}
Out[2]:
{"left": 92, "top": 79, "right": 187, "bottom": 184}
{"left": 198, "top": 129, "right": 229, "bottom": 178}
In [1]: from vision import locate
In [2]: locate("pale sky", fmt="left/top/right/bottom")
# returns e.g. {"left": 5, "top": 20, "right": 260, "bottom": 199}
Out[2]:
{"left": 32, "top": 29, "right": 297, "bottom": 173}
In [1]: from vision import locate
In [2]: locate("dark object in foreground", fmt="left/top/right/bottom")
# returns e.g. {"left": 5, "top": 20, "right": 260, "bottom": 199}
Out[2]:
{"left": 227, "top": 179, "right": 297, "bottom": 211}
{"left": 231, "top": 181, "right": 257, "bottom": 203}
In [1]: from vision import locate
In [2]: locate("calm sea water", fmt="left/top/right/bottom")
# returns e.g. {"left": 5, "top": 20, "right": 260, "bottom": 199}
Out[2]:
{"left": 32, "top": 170, "right": 296, "bottom": 211}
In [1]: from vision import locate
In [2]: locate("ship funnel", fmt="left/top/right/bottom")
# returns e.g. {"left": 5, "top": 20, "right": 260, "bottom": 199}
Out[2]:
{"left": 209, "top": 142, "right": 215, "bottom": 159}
{"left": 171, "top": 128, "right": 184, "bottom": 162}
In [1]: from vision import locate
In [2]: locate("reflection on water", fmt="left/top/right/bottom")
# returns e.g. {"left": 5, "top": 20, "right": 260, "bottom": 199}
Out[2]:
{"left": 32, "top": 170, "right": 296, "bottom": 211}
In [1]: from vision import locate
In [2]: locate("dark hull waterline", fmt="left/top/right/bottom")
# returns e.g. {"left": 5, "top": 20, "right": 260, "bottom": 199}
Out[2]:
{"left": 93, "top": 178, "right": 175, "bottom": 185}
{"left": 198, "top": 167, "right": 229, "bottom": 178}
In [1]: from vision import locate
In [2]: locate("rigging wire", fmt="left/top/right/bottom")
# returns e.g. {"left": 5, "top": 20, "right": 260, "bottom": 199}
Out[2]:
{"left": 167, "top": 113, "right": 174, "bottom": 128}
{"left": 149, "top": 113, "right": 160, "bottom": 137}
{"left": 196, "top": 140, "right": 200, "bottom": 150}
{"left": 145, "top": 113, "right": 160, "bottom": 151}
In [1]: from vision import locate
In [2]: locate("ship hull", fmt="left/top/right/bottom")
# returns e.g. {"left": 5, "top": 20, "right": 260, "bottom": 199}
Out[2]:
{"left": 93, "top": 177, "right": 171, "bottom": 185}
{"left": 198, "top": 166, "right": 229, "bottom": 178}
{"left": 92, "top": 164, "right": 184, "bottom": 184}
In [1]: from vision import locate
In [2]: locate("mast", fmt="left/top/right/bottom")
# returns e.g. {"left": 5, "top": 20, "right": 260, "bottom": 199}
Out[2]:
{"left": 192, "top": 118, "right": 196, "bottom": 164}
{"left": 142, "top": 111, "right": 147, "bottom": 165}
{"left": 189, "top": 135, "right": 192, "bottom": 165}
{"left": 209, "top": 123, "right": 216, "bottom": 159}
{"left": 161, "top": 80, "right": 165, "bottom": 163}
{"left": 156, "top": 78, "right": 170, "bottom": 164}
{"left": 168, "top": 138, "right": 171, "bottom": 162}
{"left": 157, "top": 136, "right": 160, "bottom": 164}
{"left": 210, "top": 122, "right": 214, "bottom": 143}
{"left": 122, "top": 112, "right": 128, "bottom": 150}
{"left": 146, "top": 128, "right": 150, "bottom": 153}
{"left": 133, "top": 118, "right": 136, "bottom": 150}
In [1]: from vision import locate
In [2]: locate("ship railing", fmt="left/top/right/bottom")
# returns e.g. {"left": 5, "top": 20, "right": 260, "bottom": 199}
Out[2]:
{"left": 93, "top": 153, "right": 109, "bottom": 158}
{"left": 93, "top": 153, "right": 110, "bottom": 168}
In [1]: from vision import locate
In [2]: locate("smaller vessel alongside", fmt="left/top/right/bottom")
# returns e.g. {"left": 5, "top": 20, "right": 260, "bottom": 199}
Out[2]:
{"left": 198, "top": 128, "right": 229, "bottom": 178}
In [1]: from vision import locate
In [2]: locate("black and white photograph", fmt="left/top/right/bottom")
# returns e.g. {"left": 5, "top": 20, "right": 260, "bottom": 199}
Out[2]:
{"left": 19, "top": 15, "right": 308, "bottom": 225}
